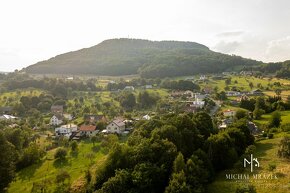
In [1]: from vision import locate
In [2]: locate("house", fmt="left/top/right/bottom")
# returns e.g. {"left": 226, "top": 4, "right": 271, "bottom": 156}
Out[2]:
{"left": 226, "top": 91, "right": 241, "bottom": 96}
{"left": 50, "top": 114, "right": 63, "bottom": 126}
{"left": 51, "top": 105, "right": 64, "bottom": 114}
{"left": 55, "top": 124, "right": 78, "bottom": 138}
{"left": 63, "top": 114, "right": 73, "bottom": 121}
{"left": 247, "top": 121, "right": 260, "bottom": 135}
{"left": 191, "top": 93, "right": 206, "bottom": 108}
{"left": 106, "top": 119, "right": 126, "bottom": 134}
{"left": 84, "top": 114, "right": 107, "bottom": 124}
{"left": 123, "top": 86, "right": 135, "bottom": 91}
{"left": 79, "top": 125, "right": 98, "bottom": 136}
{"left": 0, "top": 106, "right": 13, "bottom": 114}
{"left": 251, "top": 89, "right": 263, "bottom": 96}
{"left": 183, "top": 90, "right": 194, "bottom": 98}
{"left": 142, "top": 114, "right": 151, "bottom": 120}
{"left": 171, "top": 91, "right": 184, "bottom": 98}
{"left": 0, "top": 114, "right": 18, "bottom": 121}
{"left": 218, "top": 119, "right": 233, "bottom": 129}
{"left": 200, "top": 75, "right": 207, "bottom": 80}
{"left": 223, "top": 109, "right": 236, "bottom": 117}
{"left": 203, "top": 87, "right": 213, "bottom": 94}
{"left": 145, "top": 85, "right": 153, "bottom": 89}
{"left": 237, "top": 94, "right": 249, "bottom": 102}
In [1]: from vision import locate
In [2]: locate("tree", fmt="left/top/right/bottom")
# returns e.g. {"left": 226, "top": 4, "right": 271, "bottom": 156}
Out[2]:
{"left": 249, "top": 82, "right": 254, "bottom": 89}
{"left": 0, "top": 131, "right": 18, "bottom": 192}
{"left": 269, "top": 111, "right": 282, "bottom": 128}
{"left": 165, "top": 171, "right": 190, "bottom": 193}
{"left": 235, "top": 110, "right": 248, "bottom": 120}
{"left": 253, "top": 107, "right": 265, "bottom": 120}
{"left": 119, "top": 92, "right": 136, "bottom": 110}
{"left": 91, "top": 136, "right": 97, "bottom": 146}
{"left": 274, "top": 89, "right": 282, "bottom": 96}
{"left": 56, "top": 170, "right": 70, "bottom": 185}
{"left": 70, "top": 141, "right": 78, "bottom": 152}
{"left": 277, "top": 136, "right": 290, "bottom": 159}
{"left": 173, "top": 152, "right": 185, "bottom": 173}
{"left": 193, "top": 112, "right": 214, "bottom": 138}
{"left": 54, "top": 148, "right": 67, "bottom": 160}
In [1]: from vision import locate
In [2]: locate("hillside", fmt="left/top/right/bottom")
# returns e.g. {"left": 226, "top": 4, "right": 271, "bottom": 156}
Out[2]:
{"left": 24, "top": 38, "right": 260, "bottom": 77}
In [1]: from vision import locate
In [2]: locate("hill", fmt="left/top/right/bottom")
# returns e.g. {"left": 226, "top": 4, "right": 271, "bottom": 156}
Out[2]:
{"left": 24, "top": 38, "right": 260, "bottom": 77}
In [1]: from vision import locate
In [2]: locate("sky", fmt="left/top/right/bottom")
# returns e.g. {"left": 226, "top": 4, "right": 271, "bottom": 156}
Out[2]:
{"left": 1, "top": 0, "right": 290, "bottom": 72}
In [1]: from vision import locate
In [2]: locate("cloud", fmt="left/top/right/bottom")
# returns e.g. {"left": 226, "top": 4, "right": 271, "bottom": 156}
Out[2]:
{"left": 265, "top": 36, "right": 290, "bottom": 62}
{"left": 216, "top": 31, "right": 244, "bottom": 38}
{"left": 213, "top": 41, "right": 241, "bottom": 53}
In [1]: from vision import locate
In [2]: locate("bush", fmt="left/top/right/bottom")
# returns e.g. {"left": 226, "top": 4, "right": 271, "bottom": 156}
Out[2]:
{"left": 267, "top": 133, "right": 274, "bottom": 139}
{"left": 54, "top": 148, "right": 67, "bottom": 160}
{"left": 262, "top": 133, "right": 267, "bottom": 138}
{"left": 245, "top": 145, "right": 256, "bottom": 155}
{"left": 268, "top": 163, "right": 276, "bottom": 171}
{"left": 70, "top": 141, "right": 78, "bottom": 152}
{"left": 236, "top": 185, "right": 257, "bottom": 193}
{"left": 277, "top": 136, "right": 290, "bottom": 159}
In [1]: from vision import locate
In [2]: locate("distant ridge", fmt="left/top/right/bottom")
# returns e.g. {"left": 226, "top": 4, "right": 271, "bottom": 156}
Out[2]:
{"left": 24, "top": 38, "right": 260, "bottom": 77}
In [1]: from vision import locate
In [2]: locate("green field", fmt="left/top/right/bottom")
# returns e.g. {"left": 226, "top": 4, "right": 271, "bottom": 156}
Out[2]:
{"left": 207, "top": 133, "right": 290, "bottom": 193}
{"left": 254, "top": 111, "right": 290, "bottom": 126}
{"left": 8, "top": 140, "right": 106, "bottom": 193}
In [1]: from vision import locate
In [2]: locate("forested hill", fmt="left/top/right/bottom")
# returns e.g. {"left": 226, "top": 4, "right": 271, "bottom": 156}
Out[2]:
{"left": 24, "top": 38, "right": 260, "bottom": 77}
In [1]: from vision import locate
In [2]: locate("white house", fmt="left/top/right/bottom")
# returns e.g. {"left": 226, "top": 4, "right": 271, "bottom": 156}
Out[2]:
{"left": 55, "top": 124, "right": 78, "bottom": 138}
{"left": 0, "top": 114, "right": 18, "bottom": 121}
{"left": 106, "top": 119, "right": 126, "bottom": 134}
{"left": 223, "top": 109, "right": 236, "bottom": 117}
{"left": 142, "top": 114, "right": 151, "bottom": 120}
{"left": 226, "top": 91, "right": 241, "bottom": 96}
{"left": 124, "top": 86, "right": 135, "bottom": 91}
{"left": 79, "top": 125, "right": 98, "bottom": 137}
{"left": 191, "top": 93, "right": 206, "bottom": 108}
{"left": 63, "top": 114, "right": 73, "bottom": 121}
{"left": 50, "top": 114, "right": 63, "bottom": 126}
{"left": 200, "top": 75, "right": 206, "bottom": 80}
{"left": 145, "top": 85, "right": 153, "bottom": 89}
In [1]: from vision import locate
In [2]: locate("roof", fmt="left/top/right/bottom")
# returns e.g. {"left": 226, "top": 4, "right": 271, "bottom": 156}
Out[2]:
{"left": 223, "top": 109, "right": 235, "bottom": 113}
{"left": 51, "top": 105, "right": 63, "bottom": 111}
{"left": 52, "top": 114, "right": 63, "bottom": 120}
{"left": 0, "top": 114, "right": 17, "bottom": 120}
{"left": 80, "top": 125, "right": 97, "bottom": 132}
{"left": 112, "top": 119, "right": 125, "bottom": 127}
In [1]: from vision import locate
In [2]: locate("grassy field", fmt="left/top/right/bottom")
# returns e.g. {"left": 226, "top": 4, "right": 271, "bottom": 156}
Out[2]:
{"left": 207, "top": 132, "right": 290, "bottom": 193}
{"left": 264, "top": 90, "right": 290, "bottom": 101}
{"left": 254, "top": 111, "right": 290, "bottom": 125}
{"left": 8, "top": 140, "right": 106, "bottom": 193}
{"left": 200, "top": 75, "right": 290, "bottom": 92}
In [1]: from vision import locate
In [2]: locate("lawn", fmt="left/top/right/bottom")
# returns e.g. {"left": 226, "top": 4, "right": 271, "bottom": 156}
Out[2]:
{"left": 207, "top": 132, "right": 290, "bottom": 193}
{"left": 8, "top": 140, "right": 106, "bottom": 193}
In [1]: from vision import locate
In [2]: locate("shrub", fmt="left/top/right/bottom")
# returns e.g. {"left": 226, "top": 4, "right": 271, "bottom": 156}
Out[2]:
{"left": 54, "top": 148, "right": 67, "bottom": 160}
{"left": 267, "top": 163, "right": 276, "bottom": 171}
{"left": 267, "top": 133, "right": 274, "bottom": 139}
{"left": 236, "top": 185, "right": 256, "bottom": 193}
{"left": 277, "top": 136, "right": 290, "bottom": 159}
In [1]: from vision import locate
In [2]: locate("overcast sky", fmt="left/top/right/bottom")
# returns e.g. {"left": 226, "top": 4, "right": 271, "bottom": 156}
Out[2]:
{"left": 1, "top": 0, "right": 290, "bottom": 72}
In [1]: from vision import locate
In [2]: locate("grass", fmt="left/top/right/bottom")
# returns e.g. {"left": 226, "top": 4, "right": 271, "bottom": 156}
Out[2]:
{"left": 8, "top": 140, "right": 106, "bottom": 193}
{"left": 254, "top": 111, "right": 290, "bottom": 125}
{"left": 207, "top": 132, "right": 290, "bottom": 193}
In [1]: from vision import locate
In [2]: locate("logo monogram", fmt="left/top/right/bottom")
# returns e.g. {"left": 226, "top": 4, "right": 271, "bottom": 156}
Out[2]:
{"left": 244, "top": 154, "right": 259, "bottom": 172}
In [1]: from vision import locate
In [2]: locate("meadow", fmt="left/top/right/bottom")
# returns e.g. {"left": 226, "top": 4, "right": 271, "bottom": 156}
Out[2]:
{"left": 207, "top": 132, "right": 290, "bottom": 193}
{"left": 8, "top": 139, "right": 106, "bottom": 193}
